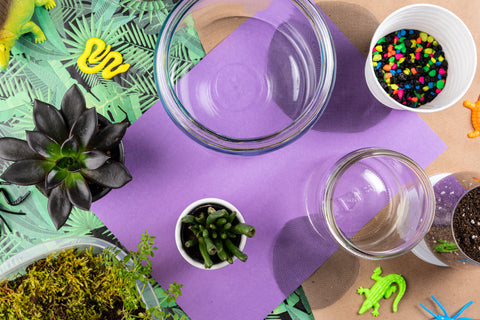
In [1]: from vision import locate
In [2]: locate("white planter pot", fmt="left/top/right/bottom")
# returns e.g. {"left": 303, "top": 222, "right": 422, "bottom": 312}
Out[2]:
{"left": 175, "top": 198, "right": 247, "bottom": 270}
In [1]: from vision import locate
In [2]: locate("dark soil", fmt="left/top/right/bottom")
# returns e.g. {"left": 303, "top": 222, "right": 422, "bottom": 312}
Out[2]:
{"left": 453, "top": 186, "right": 480, "bottom": 262}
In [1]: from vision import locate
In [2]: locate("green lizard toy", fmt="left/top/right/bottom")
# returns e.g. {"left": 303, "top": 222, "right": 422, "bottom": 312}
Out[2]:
{"left": 357, "top": 266, "right": 406, "bottom": 317}
{"left": 434, "top": 239, "right": 459, "bottom": 253}
{"left": 0, "top": 0, "right": 56, "bottom": 71}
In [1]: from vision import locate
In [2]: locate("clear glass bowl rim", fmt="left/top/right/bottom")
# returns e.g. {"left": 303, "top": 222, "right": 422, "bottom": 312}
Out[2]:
{"left": 154, "top": 0, "right": 337, "bottom": 155}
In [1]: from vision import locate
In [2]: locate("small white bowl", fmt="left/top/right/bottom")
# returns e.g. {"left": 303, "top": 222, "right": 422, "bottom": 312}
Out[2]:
{"left": 365, "top": 4, "right": 476, "bottom": 113}
{"left": 175, "top": 198, "right": 246, "bottom": 270}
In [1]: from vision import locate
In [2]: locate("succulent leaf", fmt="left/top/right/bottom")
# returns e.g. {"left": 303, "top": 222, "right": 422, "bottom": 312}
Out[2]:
{"left": 48, "top": 184, "right": 72, "bottom": 230}
{"left": 1, "top": 86, "right": 131, "bottom": 231}
{"left": 45, "top": 168, "right": 68, "bottom": 190}
{"left": 89, "top": 122, "right": 129, "bottom": 150}
{"left": 0, "top": 137, "right": 39, "bottom": 160}
{"left": 0, "top": 160, "right": 48, "bottom": 186}
{"left": 81, "top": 162, "right": 132, "bottom": 188}
{"left": 33, "top": 100, "right": 68, "bottom": 144}
{"left": 26, "top": 131, "right": 61, "bottom": 159}
{"left": 66, "top": 173, "right": 92, "bottom": 211}
{"left": 82, "top": 151, "right": 110, "bottom": 170}
{"left": 61, "top": 135, "right": 79, "bottom": 156}
{"left": 61, "top": 85, "right": 88, "bottom": 128}
{"left": 70, "top": 108, "right": 98, "bottom": 148}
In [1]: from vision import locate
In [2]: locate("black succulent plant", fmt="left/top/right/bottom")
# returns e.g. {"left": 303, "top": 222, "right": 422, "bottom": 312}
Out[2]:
{"left": 0, "top": 85, "right": 132, "bottom": 229}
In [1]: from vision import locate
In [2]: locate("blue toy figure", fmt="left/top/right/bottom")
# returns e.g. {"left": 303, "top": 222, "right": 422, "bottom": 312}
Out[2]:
{"left": 420, "top": 296, "right": 479, "bottom": 320}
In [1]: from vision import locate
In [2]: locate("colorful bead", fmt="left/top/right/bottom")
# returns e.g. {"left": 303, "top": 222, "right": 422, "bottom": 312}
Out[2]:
{"left": 372, "top": 29, "right": 448, "bottom": 108}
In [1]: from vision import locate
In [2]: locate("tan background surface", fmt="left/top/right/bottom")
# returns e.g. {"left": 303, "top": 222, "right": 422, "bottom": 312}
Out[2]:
{"left": 303, "top": 1, "right": 480, "bottom": 319}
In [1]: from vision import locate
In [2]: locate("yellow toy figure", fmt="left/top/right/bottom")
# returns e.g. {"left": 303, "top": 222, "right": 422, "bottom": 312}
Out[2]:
{"left": 77, "top": 38, "right": 131, "bottom": 79}
{"left": 464, "top": 96, "right": 480, "bottom": 138}
{"left": 0, "top": 0, "right": 56, "bottom": 71}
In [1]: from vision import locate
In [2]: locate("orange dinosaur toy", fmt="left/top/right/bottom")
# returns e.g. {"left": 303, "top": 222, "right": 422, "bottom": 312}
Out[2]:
{"left": 464, "top": 96, "right": 480, "bottom": 138}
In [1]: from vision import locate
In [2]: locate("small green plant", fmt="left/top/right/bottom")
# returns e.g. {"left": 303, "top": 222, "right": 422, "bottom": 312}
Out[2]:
{"left": 181, "top": 206, "right": 255, "bottom": 269}
{"left": 0, "top": 232, "right": 185, "bottom": 320}
{"left": 0, "top": 84, "right": 132, "bottom": 229}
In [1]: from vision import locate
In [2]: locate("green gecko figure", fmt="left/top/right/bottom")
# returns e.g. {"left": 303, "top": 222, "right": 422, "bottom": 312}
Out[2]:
{"left": 357, "top": 266, "right": 406, "bottom": 317}
{"left": 0, "top": 0, "right": 56, "bottom": 71}
{"left": 434, "top": 239, "right": 459, "bottom": 253}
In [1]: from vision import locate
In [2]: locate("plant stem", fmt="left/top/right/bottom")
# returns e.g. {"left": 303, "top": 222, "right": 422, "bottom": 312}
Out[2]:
{"left": 232, "top": 223, "right": 256, "bottom": 238}
{"left": 198, "top": 237, "right": 213, "bottom": 268}
{"left": 225, "top": 239, "right": 248, "bottom": 262}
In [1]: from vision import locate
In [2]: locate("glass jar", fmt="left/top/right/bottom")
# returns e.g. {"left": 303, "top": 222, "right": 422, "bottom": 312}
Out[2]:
{"left": 306, "top": 147, "right": 435, "bottom": 259}
{"left": 412, "top": 172, "right": 480, "bottom": 268}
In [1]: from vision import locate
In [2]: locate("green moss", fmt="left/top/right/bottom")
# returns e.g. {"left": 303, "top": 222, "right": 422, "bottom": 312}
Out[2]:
{"left": 0, "top": 232, "right": 186, "bottom": 320}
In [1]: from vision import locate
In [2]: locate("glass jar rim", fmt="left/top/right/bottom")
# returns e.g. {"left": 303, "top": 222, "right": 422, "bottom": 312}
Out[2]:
{"left": 323, "top": 147, "right": 435, "bottom": 259}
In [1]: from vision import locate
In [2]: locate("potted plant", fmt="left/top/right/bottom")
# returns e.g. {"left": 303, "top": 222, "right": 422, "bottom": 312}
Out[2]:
{"left": 413, "top": 172, "right": 480, "bottom": 268}
{"left": 175, "top": 198, "right": 255, "bottom": 270}
{"left": 0, "top": 84, "right": 132, "bottom": 229}
{"left": 0, "top": 232, "right": 185, "bottom": 319}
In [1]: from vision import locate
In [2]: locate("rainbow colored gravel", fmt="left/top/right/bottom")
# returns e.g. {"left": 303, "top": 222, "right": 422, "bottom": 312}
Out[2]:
{"left": 372, "top": 29, "right": 448, "bottom": 108}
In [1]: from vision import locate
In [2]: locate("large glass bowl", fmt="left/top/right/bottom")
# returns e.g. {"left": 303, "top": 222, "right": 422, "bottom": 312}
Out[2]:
{"left": 155, "top": 0, "right": 336, "bottom": 155}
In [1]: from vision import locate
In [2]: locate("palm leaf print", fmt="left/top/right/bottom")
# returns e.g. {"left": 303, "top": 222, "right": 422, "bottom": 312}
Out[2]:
{"left": 84, "top": 82, "right": 139, "bottom": 123}
{"left": 123, "top": 73, "right": 158, "bottom": 115}
{"left": 63, "top": 15, "right": 122, "bottom": 68}
{"left": 50, "top": 0, "right": 90, "bottom": 28}
{"left": 62, "top": 208, "right": 105, "bottom": 236}
{"left": 169, "top": 40, "right": 202, "bottom": 84}
{"left": 116, "top": 23, "right": 157, "bottom": 75}
{"left": 119, "top": 0, "right": 179, "bottom": 34}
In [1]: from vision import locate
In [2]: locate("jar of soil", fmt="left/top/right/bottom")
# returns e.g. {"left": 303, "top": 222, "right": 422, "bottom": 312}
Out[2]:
{"left": 412, "top": 172, "right": 480, "bottom": 268}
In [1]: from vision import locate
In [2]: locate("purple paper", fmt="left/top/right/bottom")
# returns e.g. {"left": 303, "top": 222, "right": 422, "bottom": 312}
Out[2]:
{"left": 92, "top": 2, "right": 447, "bottom": 320}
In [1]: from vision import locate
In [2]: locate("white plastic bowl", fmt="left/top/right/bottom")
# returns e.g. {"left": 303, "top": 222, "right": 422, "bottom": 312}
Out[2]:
{"left": 365, "top": 4, "right": 476, "bottom": 113}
